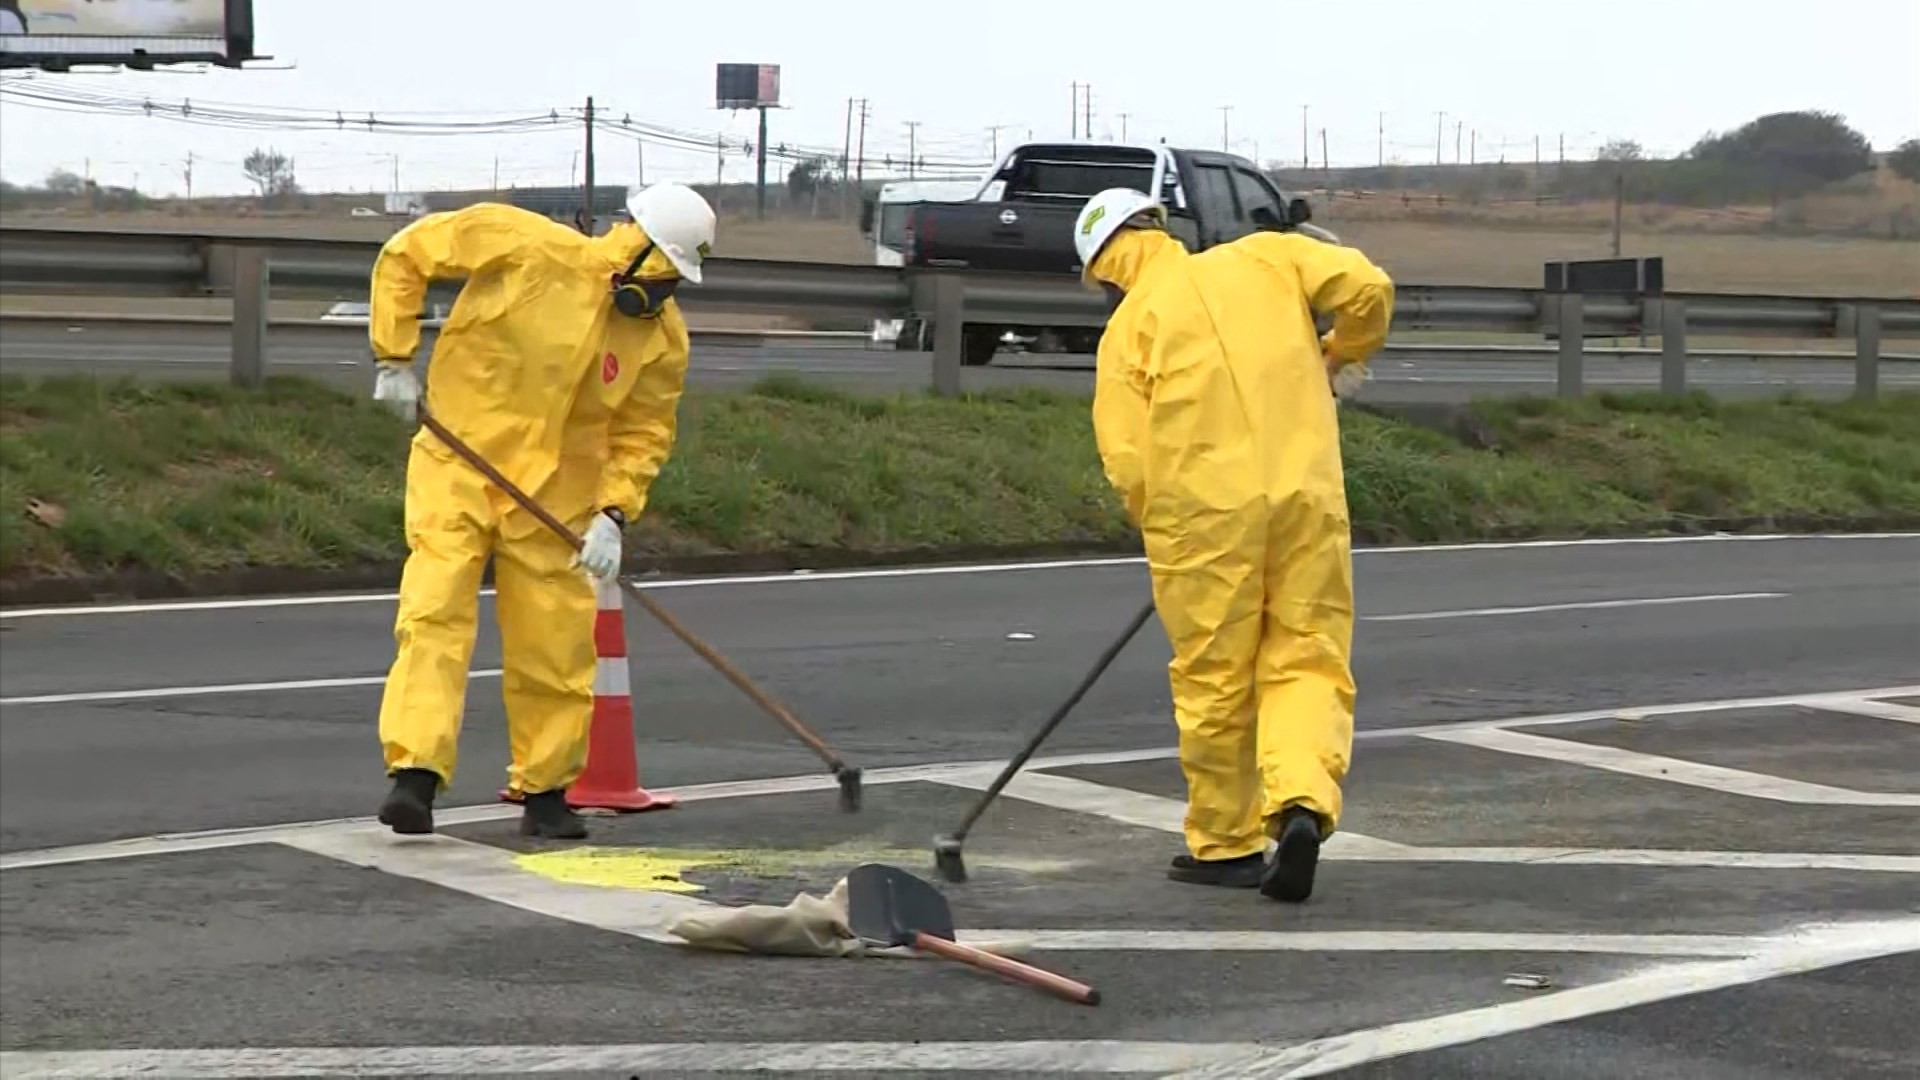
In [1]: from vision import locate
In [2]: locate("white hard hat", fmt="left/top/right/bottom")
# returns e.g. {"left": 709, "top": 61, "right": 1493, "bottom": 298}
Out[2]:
{"left": 1073, "top": 187, "right": 1166, "bottom": 276}
{"left": 625, "top": 181, "right": 717, "bottom": 284}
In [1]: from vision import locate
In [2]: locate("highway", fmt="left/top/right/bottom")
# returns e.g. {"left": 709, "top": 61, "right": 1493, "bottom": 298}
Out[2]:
{"left": 2, "top": 534, "right": 1917, "bottom": 1077}
{"left": 3, "top": 317, "right": 1912, "bottom": 403}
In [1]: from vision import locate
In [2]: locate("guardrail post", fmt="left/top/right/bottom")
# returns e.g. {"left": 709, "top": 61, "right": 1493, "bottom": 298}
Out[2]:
{"left": 1854, "top": 303, "right": 1880, "bottom": 402}
{"left": 230, "top": 246, "right": 269, "bottom": 389}
{"left": 930, "top": 274, "right": 965, "bottom": 398}
{"left": 1660, "top": 298, "right": 1688, "bottom": 396}
{"left": 1556, "top": 293, "right": 1585, "bottom": 399}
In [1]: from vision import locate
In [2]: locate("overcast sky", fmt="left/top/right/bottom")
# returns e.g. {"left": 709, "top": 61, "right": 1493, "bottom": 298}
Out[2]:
{"left": 2, "top": 0, "right": 1916, "bottom": 197}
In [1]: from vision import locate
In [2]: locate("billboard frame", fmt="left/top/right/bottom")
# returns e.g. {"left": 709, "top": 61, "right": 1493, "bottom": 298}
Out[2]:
{"left": 714, "top": 62, "right": 780, "bottom": 111}
{"left": 0, "top": 0, "right": 263, "bottom": 71}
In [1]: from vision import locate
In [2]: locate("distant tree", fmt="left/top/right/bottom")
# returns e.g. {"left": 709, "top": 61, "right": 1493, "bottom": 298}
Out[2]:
{"left": 1684, "top": 110, "right": 1875, "bottom": 200}
{"left": 786, "top": 155, "right": 831, "bottom": 199}
{"left": 1887, "top": 138, "right": 1920, "bottom": 184}
{"left": 1596, "top": 139, "right": 1645, "bottom": 162}
{"left": 242, "top": 147, "right": 299, "bottom": 202}
{"left": 43, "top": 168, "right": 84, "bottom": 195}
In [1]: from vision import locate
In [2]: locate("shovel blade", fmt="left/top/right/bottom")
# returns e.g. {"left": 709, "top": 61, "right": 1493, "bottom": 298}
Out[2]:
{"left": 845, "top": 862, "right": 957, "bottom": 948}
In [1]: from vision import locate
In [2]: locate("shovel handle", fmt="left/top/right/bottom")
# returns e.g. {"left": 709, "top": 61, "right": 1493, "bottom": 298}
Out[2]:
{"left": 911, "top": 932, "right": 1100, "bottom": 1006}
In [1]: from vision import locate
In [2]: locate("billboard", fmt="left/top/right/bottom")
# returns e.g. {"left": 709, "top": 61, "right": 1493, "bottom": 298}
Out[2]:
{"left": 0, "top": 0, "right": 258, "bottom": 70}
{"left": 715, "top": 62, "right": 779, "bottom": 110}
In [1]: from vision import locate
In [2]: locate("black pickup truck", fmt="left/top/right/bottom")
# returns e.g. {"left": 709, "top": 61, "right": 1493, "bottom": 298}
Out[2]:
{"left": 897, "top": 142, "right": 1323, "bottom": 364}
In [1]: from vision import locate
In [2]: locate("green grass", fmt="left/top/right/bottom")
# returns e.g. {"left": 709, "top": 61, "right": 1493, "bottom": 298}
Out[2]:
{"left": 3, "top": 373, "right": 1916, "bottom": 582}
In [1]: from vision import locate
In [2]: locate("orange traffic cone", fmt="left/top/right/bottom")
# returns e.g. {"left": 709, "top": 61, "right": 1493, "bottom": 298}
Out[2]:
{"left": 498, "top": 574, "right": 677, "bottom": 813}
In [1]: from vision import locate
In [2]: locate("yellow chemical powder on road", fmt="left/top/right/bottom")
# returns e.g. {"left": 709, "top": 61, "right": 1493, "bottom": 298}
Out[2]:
{"left": 512, "top": 844, "right": 1072, "bottom": 894}
{"left": 514, "top": 847, "right": 730, "bottom": 894}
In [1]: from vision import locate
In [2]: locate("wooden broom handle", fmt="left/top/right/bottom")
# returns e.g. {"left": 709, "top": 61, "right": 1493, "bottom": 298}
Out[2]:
{"left": 911, "top": 932, "right": 1101, "bottom": 1006}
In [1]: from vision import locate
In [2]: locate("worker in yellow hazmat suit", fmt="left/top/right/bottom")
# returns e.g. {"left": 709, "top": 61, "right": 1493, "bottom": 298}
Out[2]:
{"left": 366, "top": 182, "right": 717, "bottom": 840}
{"left": 1072, "top": 187, "right": 1394, "bottom": 902}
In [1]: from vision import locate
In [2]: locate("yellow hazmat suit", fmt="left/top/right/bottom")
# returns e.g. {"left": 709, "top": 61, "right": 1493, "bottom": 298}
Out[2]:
{"left": 1088, "top": 226, "right": 1393, "bottom": 866}
{"left": 369, "top": 202, "right": 691, "bottom": 796}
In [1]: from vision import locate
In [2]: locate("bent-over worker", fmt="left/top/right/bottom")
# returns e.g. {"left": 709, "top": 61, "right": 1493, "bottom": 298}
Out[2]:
{"left": 367, "top": 182, "right": 716, "bottom": 840}
{"left": 1072, "top": 187, "right": 1394, "bottom": 902}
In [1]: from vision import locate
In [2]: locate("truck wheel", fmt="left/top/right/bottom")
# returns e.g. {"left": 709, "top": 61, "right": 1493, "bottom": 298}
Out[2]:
{"left": 962, "top": 327, "right": 1000, "bottom": 367}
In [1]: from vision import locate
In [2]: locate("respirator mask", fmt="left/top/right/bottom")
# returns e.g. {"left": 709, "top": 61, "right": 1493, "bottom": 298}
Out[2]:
{"left": 610, "top": 242, "right": 680, "bottom": 318}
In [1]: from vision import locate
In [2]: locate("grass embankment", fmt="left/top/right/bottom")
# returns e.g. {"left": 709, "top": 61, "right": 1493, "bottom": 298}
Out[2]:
{"left": 2, "top": 374, "right": 1917, "bottom": 590}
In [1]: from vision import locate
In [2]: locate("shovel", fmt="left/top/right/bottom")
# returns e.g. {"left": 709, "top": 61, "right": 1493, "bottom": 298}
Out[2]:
{"left": 844, "top": 862, "right": 1100, "bottom": 1006}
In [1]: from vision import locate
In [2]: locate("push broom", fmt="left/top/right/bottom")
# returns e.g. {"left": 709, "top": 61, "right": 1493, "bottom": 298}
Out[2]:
{"left": 415, "top": 404, "right": 865, "bottom": 813}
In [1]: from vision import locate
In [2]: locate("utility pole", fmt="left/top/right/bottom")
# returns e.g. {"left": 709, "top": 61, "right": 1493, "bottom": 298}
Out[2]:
{"left": 904, "top": 120, "right": 920, "bottom": 178}
{"left": 714, "top": 134, "right": 725, "bottom": 212}
{"left": 1612, "top": 167, "right": 1625, "bottom": 257}
{"left": 1558, "top": 133, "right": 1565, "bottom": 166}
{"left": 1301, "top": 105, "right": 1309, "bottom": 169}
{"left": 754, "top": 103, "right": 770, "bottom": 220}
{"left": 1454, "top": 120, "right": 1463, "bottom": 165}
{"left": 1470, "top": 129, "right": 1477, "bottom": 166}
{"left": 1378, "top": 111, "right": 1385, "bottom": 167}
{"left": 841, "top": 98, "right": 855, "bottom": 180}
{"left": 1116, "top": 113, "right": 1130, "bottom": 142}
{"left": 1083, "top": 87, "right": 1093, "bottom": 143}
{"left": 1071, "top": 83, "right": 1086, "bottom": 139}
{"left": 1320, "top": 128, "right": 1329, "bottom": 171}
{"left": 582, "top": 95, "right": 596, "bottom": 235}
{"left": 182, "top": 151, "right": 194, "bottom": 203}
{"left": 635, "top": 140, "right": 644, "bottom": 186}
{"left": 987, "top": 123, "right": 1011, "bottom": 159}
{"left": 492, "top": 155, "right": 500, "bottom": 192}
{"left": 1218, "top": 105, "right": 1232, "bottom": 151}
{"left": 1435, "top": 111, "right": 1445, "bottom": 165}
{"left": 389, "top": 153, "right": 399, "bottom": 193}
{"left": 854, "top": 99, "right": 870, "bottom": 186}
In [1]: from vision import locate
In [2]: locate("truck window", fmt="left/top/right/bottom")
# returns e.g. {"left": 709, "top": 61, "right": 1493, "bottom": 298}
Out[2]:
{"left": 1230, "top": 167, "right": 1286, "bottom": 226}
{"left": 1191, "top": 164, "right": 1242, "bottom": 238}
{"left": 876, "top": 202, "right": 913, "bottom": 252}
{"left": 1003, "top": 159, "right": 1157, "bottom": 202}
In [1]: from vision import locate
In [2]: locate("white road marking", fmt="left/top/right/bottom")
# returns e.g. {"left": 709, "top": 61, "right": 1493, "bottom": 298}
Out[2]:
{"left": 3, "top": 531, "right": 1912, "bottom": 620}
{"left": 0, "top": 746, "right": 1179, "bottom": 872}
{"left": 0, "top": 670, "right": 502, "bottom": 707}
{"left": 8, "top": 684, "right": 1920, "bottom": 872}
{"left": 5, "top": 919, "right": 1912, "bottom": 1078}
{"left": 283, "top": 830, "right": 1800, "bottom": 960}
{"left": 1797, "top": 695, "right": 1920, "bottom": 726}
{"left": 926, "top": 767, "right": 1414, "bottom": 857}
{"left": 1425, "top": 726, "right": 1920, "bottom": 806}
{"left": 1363, "top": 592, "right": 1787, "bottom": 622}
{"left": 0, "top": 1042, "right": 1259, "bottom": 1077}
{"left": 1345, "top": 846, "right": 1920, "bottom": 873}
{"left": 958, "top": 930, "right": 1769, "bottom": 957}
{"left": 280, "top": 831, "right": 709, "bottom": 945}
{"left": 1165, "top": 917, "right": 1920, "bottom": 1079}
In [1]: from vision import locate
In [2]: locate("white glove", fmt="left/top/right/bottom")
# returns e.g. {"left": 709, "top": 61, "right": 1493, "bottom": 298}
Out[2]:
{"left": 373, "top": 362, "right": 421, "bottom": 419}
{"left": 1330, "top": 361, "right": 1369, "bottom": 403}
{"left": 573, "top": 511, "right": 623, "bottom": 580}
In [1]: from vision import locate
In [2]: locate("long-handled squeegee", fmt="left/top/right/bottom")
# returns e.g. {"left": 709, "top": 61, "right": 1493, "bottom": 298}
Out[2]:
{"left": 932, "top": 599, "right": 1157, "bottom": 883}
{"left": 415, "top": 404, "right": 864, "bottom": 813}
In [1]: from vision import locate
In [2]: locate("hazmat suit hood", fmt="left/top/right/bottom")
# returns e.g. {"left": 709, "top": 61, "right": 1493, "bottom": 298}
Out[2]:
{"left": 1089, "top": 227, "right": 1186, "bottom": 295}
{"left": 589, "top": 221, "right": 681, "bottom": 280}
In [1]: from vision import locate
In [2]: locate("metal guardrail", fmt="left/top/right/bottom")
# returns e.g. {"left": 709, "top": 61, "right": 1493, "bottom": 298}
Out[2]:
{"left": 2, "top": 225, "right": 1915, "bottom": 398}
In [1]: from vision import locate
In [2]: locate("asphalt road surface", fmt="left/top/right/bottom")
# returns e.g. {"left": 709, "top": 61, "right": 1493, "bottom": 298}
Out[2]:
{"left": 2, "top": 534, "right": 1917, "bottom": 1078}
{"left": 2, "top": 318, "right": 1912, "bottom": 404}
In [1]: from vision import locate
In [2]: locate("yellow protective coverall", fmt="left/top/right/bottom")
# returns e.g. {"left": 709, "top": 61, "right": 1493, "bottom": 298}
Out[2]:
{"left": 369, "top": 202, "right": 691, "bottom": 795}
{"left": 1088, "top": 226, "right": 1394, "bottom": 862}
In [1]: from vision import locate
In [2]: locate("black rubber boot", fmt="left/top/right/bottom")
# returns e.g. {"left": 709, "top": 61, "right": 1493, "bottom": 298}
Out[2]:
{"left": 519, "top": 789, "right": 588, "bottom": 840}
{"left": 377, "top": 768, "right": 439, "bottom": 835}
{"left": 1260, "top": 806, "right": 1324, "bottom": 903}
{"left": 1167, "top": 852, "right": 1265, "bottom": 888}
